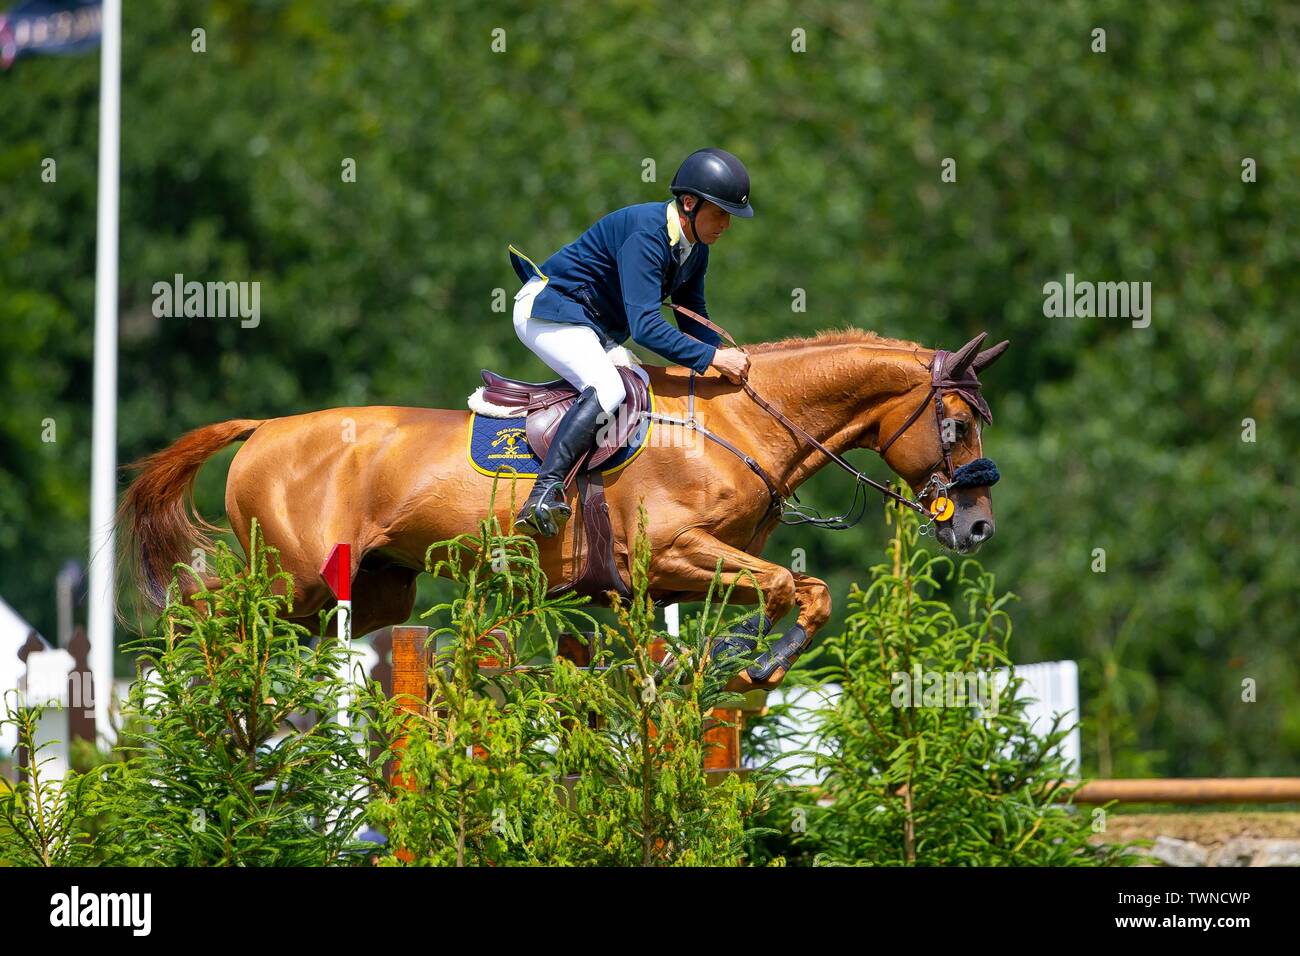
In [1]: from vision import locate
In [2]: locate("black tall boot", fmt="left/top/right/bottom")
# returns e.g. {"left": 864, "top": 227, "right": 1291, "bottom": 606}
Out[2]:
{"left": 515, "top": 386, "right": 605, "bottom": 537}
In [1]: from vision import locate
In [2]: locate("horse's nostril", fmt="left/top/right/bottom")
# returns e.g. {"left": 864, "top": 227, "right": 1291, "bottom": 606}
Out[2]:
{"left": 970, "top": 520, "right": 994, "bottom": 542}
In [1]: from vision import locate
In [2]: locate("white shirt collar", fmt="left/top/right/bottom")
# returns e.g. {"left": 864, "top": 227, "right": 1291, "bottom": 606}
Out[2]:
{"left": 666, "top": 200, "right": 695, "bottom": 264}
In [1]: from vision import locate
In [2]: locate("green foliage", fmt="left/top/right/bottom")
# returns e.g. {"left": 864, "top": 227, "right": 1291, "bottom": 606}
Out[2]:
{"left": 3, "top": 497, "right": 1157, "bottom": 867}
{"left": 790, "top": 502, "right": 1134, "bottom": 865}
{"left": 367, "top": 505, "right": 770, "bottom": 866}
{"left": 0, "top": 693, "right": 97, "bottom": 866}
{"left": 93, "top": 521, "right": 384, "bottom": 866}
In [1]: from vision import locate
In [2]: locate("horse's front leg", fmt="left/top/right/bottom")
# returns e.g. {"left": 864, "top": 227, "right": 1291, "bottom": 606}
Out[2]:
{"left": 651, "top": 529, "right": 827, "bottom": 691}
{"left": 753, "top": 571, "right": 833, "bottom": 684}
{"left": 723, "top": 572, "right": 833, "bottom": 688}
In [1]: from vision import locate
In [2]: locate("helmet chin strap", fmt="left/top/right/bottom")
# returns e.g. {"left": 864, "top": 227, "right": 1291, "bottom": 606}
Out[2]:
{"left": 681, "top": 195, "right": 703, "bottom": 243}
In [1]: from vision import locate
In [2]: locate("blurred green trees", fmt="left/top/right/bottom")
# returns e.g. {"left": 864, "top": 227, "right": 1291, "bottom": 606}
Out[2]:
{"left": 1, "top": 0, "right": 1295, "bottom": 776}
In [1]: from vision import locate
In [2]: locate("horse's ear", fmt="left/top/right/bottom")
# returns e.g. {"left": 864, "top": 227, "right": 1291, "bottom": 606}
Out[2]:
{"left": 946, "top": 332, "right": 988, "bottom": 377}
{"left": 972, "top": 339, "right": 1010, "bottom": 373}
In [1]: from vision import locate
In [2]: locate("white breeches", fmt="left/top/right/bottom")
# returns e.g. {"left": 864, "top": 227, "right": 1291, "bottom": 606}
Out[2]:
{"left": 512, "top": 277, "right": 627, "bottom": 414}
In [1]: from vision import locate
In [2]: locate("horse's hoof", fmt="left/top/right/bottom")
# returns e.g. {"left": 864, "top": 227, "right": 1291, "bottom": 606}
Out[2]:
{"left": 724, "top": 672, "right": 756, "bottom": 693}
{"left": 710, "top": 635, "right": 758, "bottom": 664}
{"left": 726, "top": 665, "right": 789, "bottom": 693}
{"left": 745, "top": 624, "right": 808, "bottom": 685}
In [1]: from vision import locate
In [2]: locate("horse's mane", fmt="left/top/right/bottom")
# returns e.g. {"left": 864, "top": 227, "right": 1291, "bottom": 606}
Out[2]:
{"left": 746, "top": 328, "right": 931, "bottom": 354}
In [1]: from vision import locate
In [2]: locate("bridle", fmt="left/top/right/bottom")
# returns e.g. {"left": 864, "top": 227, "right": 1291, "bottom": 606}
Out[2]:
{"left": 872, "top": 344, "right": 1001, "bottom": 525}
{"left": 650, "top": 306, "right": 1000, "bottom": 539}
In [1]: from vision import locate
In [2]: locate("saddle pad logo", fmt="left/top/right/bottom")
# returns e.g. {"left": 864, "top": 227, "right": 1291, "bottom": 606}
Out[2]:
{"left": 488, "top": 426, "right": 533, "bottom": 461}
{"left": 467, "top": 406, "right": 653, "bottom": 478}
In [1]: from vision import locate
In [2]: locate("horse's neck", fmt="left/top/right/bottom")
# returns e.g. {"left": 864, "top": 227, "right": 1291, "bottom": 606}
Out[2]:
{"left": 723, "top": 344, "right": 929, "bottom": 492}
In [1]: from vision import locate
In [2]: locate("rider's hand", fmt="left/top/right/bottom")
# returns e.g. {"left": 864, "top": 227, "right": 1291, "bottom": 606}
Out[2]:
{"left": 712, "top": 347, "right": 750, "bottom": 384}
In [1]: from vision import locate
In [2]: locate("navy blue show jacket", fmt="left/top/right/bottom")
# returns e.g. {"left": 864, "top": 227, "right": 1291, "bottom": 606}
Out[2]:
{"left": 509, "top": 200, "right": 721, "bottom": 374}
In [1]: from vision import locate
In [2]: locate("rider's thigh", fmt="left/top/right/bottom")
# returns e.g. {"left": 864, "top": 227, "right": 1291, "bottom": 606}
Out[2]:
{"left": 519, "top": 317, "right": 625, "bottom": 414}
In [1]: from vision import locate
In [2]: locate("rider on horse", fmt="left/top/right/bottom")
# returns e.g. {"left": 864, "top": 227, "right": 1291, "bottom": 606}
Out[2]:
{"left": 511, "top": 147, "right": 755, "bottom": 537}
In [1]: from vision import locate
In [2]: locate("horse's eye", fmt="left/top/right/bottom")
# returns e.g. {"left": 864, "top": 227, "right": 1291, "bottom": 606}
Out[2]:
{"left": 941, "top": 418, "right": 967, "bottom": 444}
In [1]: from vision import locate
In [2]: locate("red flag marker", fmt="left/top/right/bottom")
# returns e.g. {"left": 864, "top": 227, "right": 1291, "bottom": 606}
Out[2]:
{"left": 320, "top": 543, "right": 351, "bottom": 601}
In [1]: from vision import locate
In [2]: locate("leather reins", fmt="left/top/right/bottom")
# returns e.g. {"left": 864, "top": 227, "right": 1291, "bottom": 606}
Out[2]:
{"left": 649, "top": 305, "right": 988, "bottom": 532}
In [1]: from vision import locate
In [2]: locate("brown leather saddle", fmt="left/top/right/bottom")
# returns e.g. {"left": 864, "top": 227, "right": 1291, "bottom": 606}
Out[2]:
{"left": 478, "top": 365, "right": 650, "bottom": 603}
{"left": 479, "top": 365, "right": 650, "bottom": 473}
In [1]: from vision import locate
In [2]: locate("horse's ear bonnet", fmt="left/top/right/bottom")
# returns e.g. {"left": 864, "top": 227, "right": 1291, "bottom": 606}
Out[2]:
{"left": 932, "top": 332, "right": 1009, "bottom": 426}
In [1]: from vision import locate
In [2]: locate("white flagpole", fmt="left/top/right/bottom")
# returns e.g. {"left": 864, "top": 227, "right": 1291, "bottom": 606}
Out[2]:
{"left": 88, "top": 0, "right": 121, "bottom": 747}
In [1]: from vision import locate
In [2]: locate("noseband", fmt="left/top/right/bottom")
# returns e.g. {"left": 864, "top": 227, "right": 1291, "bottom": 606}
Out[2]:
{"left": 658, "top": 307, "right": 1000, "bottom": 535}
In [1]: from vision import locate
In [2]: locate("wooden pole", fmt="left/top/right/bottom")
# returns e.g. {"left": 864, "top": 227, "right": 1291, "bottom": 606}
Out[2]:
{"left": 15, "top": 631, "right": 47, "bottom": 786}
{"left": 387, "top": 625, "right": 431, "bottom": 863}
{"left": 384, "top": 626, "right": 749, "bottom": 784}
{"left": 66, "top": 625, "right": 96, "bottom": 746}
{"left": 645, "top": 636, "right": 744, "bottom": 772}
{"left": 703, "top": 709, "right": 742, "bottom": 771}
{"left": 388, "top": 625, "right": 430, "bottom": 792}
{"left": 1067, "top": 777, "right": 1300, "bottom": 804}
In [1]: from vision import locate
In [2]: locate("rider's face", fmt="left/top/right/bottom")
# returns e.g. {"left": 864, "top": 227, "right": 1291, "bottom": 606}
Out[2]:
{"left": 684, "top": 198, "right": 731, "bottom": 244}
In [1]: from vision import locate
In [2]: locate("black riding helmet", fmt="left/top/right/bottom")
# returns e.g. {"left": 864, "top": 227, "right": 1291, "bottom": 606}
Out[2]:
{"left": 670, "top": 148, "right": 754, "bottom": 239}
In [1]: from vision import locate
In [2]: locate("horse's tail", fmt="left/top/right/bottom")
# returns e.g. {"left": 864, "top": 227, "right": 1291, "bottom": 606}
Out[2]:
{"left": 116, "top": 418, "right": 265, "bottom": 614}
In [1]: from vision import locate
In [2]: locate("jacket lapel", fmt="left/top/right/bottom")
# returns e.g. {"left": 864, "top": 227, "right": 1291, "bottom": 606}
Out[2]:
{"left": 663, "top": 201, "right": 697, "bottom": 291}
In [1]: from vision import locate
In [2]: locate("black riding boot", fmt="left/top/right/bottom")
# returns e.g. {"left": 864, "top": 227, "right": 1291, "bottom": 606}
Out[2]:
{"left": 515, "top": 386, "right": 605, "bottom": 537}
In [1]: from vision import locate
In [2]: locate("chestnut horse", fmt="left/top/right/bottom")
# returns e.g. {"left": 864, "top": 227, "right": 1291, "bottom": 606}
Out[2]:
{"left": 117, "top": 329, "right": 1008, "bottom": 691}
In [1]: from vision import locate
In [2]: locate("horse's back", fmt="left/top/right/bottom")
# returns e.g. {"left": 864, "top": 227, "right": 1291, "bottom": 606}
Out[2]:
{"left": 225, "top": 405, "right": 473, "bottom": 543}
